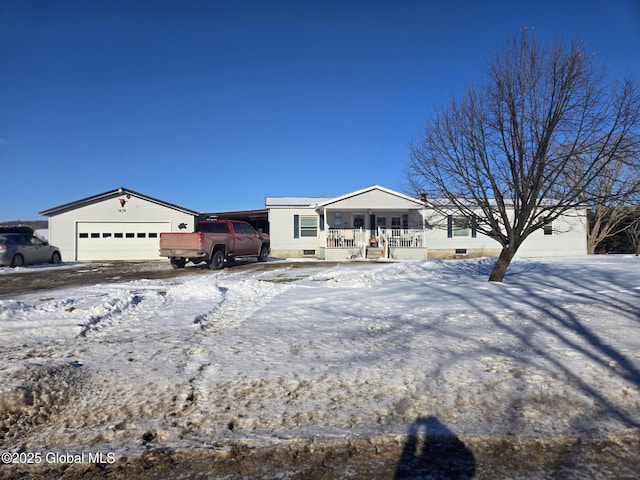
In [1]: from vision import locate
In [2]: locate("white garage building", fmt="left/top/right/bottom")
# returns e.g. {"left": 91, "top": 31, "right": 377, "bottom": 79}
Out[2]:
{"left": 39, "top": 187, "right": 199, "bottom": 261}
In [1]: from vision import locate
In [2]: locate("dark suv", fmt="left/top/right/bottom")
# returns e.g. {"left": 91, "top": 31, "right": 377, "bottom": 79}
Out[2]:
{"left": 0, "top": 233, "right": 62, "bottom": 267}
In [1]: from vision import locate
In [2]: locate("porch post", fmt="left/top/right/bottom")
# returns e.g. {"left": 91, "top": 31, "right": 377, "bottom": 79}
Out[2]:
{"left": 323, "top": 207, "right": 327, "bottom": 249}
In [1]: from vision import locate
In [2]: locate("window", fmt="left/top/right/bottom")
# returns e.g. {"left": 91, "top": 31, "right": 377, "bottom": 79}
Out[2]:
{"left": 91, "top": 233, "right": 100, "bottom": 238}
{"left": 294, "top": 215, "right": 318, "bottom": 238}
{"left": 453, "top": 217, "right": 470, "bottom": 237}
{"left": 114, "top": 233, "right": 123, "bottom": 238}
{"left": 29, "top": 236, "right": 46, "bottom": 245}
{"left": 103, "top": 233, "right": 112, "bottom": 238}
{"left": 148, "top": 232, "right": 158, "bottom": 238}
{"left": 198, "top": 221, "right": 230, "bottom": 234}
{"left": 300, "top": 216, "right": 318, "bottom": 237}
{"left": 79, "top": 233, "right": 89, "bottom": 239}
{"left": 126, "top": 233, "right": 134, "bottom": 238}
{"left": 303, "top": 249, "right": 316, "bottom": 256}
{"left": 391, "top": 217, "right": 401, "bottom": 228}
{"left": 242, "top": 223, "right": 257, "bottom": 234}
{"left": 334, "top": 213, "right": 342, "bottom": 227}
{"left": 137, "top": 233, "right": 146, "bottom": 238}
{"left": 544, "top": 223, "right": 553, "bottom": 235}
{"left": 447, "top": 215, "right": 477, "bottom": 238}
{"left": 455, "top": 248, "right": 468, "bottom": 255}
{"left": 231, "top": 221, "right": 247, "bottom": 234}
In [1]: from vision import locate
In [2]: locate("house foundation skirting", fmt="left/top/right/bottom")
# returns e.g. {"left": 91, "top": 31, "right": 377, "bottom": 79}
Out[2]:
{"left": 271, "top": 249, "right": 321, "bottom": 259}
{"left": 321, "top": 247, "right": 428, "bottom": 261}
{"left": 273, "top": 247, "right": 503, "bottom": 261}
{"left": 386, "top": 247, "right": 429, "bottom": 260}
{"left": 427, "top": 248, "right": 502, "bottom": 260}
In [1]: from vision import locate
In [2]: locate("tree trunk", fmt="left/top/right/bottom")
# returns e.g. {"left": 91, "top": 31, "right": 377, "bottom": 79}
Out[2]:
{"left": 488, "top": 246, "right": 517, "bottom": 283}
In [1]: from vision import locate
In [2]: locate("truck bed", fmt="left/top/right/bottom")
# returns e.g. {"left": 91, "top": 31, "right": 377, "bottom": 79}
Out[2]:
{"left": 159, "top": 232, "right": 206, "bottom": 256}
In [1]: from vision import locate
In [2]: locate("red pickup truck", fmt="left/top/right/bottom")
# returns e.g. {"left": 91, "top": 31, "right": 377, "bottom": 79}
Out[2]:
{"left": 159, "top": 219, "right": 270, "bottom": 269}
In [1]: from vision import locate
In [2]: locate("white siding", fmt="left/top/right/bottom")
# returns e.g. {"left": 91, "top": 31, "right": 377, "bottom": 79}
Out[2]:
{"left": 423, "top": 207, "right": 588, "bottom": 258}
{"left": 268, "top": 206, "right": 320, "bottom": 257}
{"left": 49, "top": 194, "right": 196, "bottom": 261}
{"left": 518, "top": 210, "right": 587, "bottom": 257}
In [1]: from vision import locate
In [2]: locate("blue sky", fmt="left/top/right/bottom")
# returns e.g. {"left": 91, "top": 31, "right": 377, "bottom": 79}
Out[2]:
{"left": 1, "top": 0, "right": 639, "bottom": 220}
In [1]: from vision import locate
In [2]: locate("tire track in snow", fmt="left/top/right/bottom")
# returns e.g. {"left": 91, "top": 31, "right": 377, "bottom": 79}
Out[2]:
{"left": 175, "top": 274, "right": 296, "bottom": 423}
{"left": 78, "top": 294, "right": 145, "bottom": 338}
{"left": 192, "top": 275, "right": 294, "bottom": 335}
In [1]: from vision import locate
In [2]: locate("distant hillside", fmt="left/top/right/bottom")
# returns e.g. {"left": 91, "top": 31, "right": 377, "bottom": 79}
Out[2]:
{"left": 0, "top": 220, "right": 48, "bottom": 230}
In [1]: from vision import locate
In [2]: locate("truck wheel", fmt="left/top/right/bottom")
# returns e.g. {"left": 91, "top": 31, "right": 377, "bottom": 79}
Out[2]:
{"left": 209, "top": 250, "right": 225, "bottom": 270}
{"left": 170, "top": 257, "right": 187, "bottom": 269}
{"left": 258, "top": 245, "right": 269, "bottom": 262}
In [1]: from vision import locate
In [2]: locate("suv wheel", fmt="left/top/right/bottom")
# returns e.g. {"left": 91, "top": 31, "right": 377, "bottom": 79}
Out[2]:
{"left": 11, "top": 254, "right": 24, "bottom": 268}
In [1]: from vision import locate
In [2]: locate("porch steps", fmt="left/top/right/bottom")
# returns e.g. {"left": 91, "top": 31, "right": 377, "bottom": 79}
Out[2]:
{"left": 366, "top": 247, "right": 383, "bottom": 259}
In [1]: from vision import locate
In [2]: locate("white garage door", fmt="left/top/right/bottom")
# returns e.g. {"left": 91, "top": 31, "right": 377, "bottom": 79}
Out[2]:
{"left": 77, "top": 222, "right": 170, "bottom": 260}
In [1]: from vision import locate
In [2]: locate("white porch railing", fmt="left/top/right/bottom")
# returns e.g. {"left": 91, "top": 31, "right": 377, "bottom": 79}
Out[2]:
{"left": 325, "top": 228, "right": 426, "bottom": 249}
{"left": 325, "top": 228, "right": 367, "bottom": 248}
{"left": 378, "top": 228, "right": 426, "bottom": 248}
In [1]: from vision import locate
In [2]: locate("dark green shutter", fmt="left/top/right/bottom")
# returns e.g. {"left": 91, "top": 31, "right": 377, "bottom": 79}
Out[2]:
{"left": 294, "top": 215, "right": 300, "bottom": 239}
{"left": 447, "top": 215, "right": 453, "bottom": 238}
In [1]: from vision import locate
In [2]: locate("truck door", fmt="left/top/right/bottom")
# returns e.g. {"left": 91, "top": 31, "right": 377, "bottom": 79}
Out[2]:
{"left": 231, "top": 221, "right": 251, "bottom": 255}
{"left": 241, "top": 223, "right": 262, "bottom": 254}
{"left": 231, "top": 222, "right": 261, "bottom": 255}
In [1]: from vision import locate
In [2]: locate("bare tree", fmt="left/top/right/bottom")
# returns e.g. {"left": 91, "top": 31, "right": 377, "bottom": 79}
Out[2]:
{"left": 625, "top": 207, "right": 640, "bottom": 255}
{"left": 587, "top": 182, "right": 640, "bottom": 254}
{"left": 407, "top": 27, "right": 640, "bottom": 282}
{"left": 563, "top": 138, "right": 640, "bottom": 253}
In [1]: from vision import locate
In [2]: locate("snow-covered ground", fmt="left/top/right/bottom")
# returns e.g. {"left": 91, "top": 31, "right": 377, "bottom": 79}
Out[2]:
{"left": 0, "top": 256, "right": 639, "bottom": 462}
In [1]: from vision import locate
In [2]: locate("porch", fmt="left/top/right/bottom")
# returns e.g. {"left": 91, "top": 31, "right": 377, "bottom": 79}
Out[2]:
{"left": 322, "top": 227, "right": 428, "bottom": 260}
{"left": 311, "top": 185, "right": 430, "bottom": 261}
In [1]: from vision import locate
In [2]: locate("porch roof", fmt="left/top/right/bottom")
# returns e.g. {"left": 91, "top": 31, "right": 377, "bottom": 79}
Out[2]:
{"left": 314, "top": 185, "right": 425, "bottom": 211}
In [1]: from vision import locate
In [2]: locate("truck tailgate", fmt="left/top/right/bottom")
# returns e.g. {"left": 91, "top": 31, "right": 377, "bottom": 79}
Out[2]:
{"left": 159, "top": 232, "right": 204, "bottom": 252}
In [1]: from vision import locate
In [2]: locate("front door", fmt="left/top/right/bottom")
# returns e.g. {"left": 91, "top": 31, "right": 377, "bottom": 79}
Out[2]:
{"left": 369, "top": 214, "right": 376, "bottom": 238}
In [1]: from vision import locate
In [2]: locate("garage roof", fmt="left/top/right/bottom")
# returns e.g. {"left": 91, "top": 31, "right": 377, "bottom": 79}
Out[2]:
{"left": 39, "top": 187, "right": 200, "bottom": 217}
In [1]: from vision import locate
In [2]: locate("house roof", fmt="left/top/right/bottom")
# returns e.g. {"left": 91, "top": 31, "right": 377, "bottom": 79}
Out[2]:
{"left": 265, "top": 196, "right": 334, "bottom": 207}
{"left": 39, "top": 187, "right": 200, "bottom": 217}
{"left": 314, "top": 185, "right": 424, "bottom": 209}
{"left": 265, "top": 186, "right": 425, "bottom": 209}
